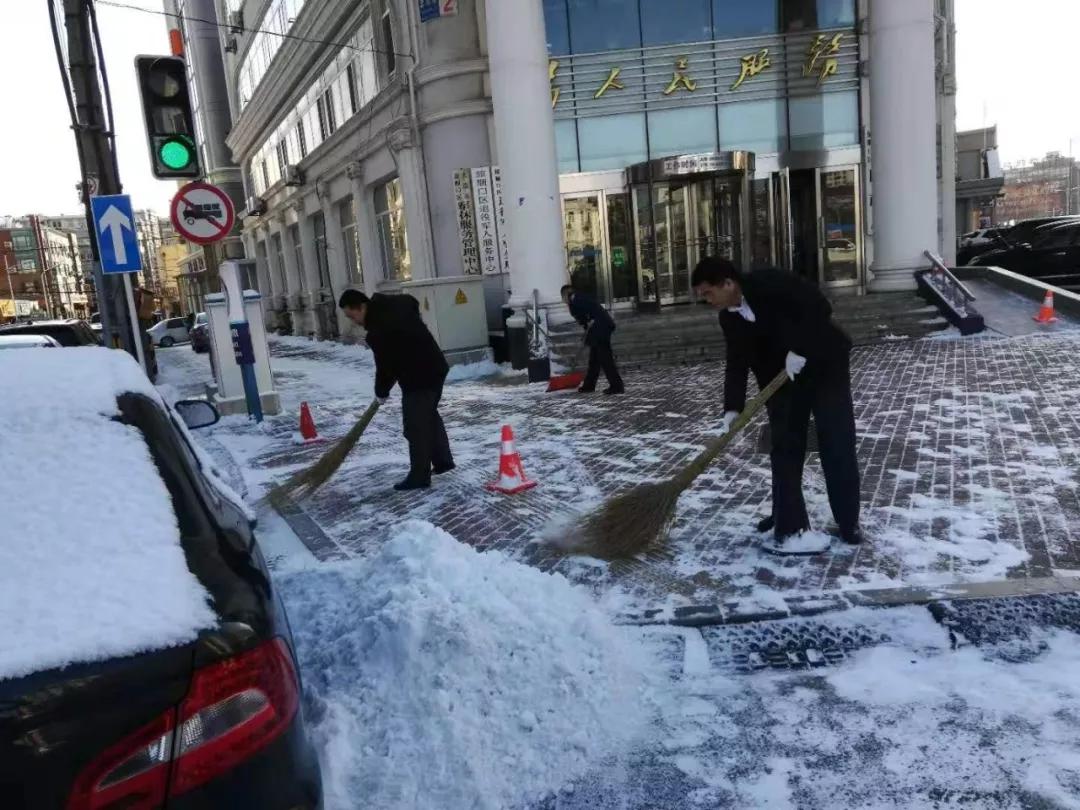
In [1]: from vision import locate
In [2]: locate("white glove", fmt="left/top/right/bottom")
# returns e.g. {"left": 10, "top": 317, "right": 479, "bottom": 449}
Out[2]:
{"left": 785, "top": 351, "right": 807, "bottom": 381}
{"left": 375, "top": 396, "right": 389, "bottom": 405}
{"left": 720, "top": 411, "right": 739, "bottom": 434}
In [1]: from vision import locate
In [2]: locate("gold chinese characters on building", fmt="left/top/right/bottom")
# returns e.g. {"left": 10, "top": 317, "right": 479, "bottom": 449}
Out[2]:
{"left": 550, "top": 32, "right": 847, "bottom": 109}
{"left": 803, "top": 33, "right": 844, "bottom": 85}
{"left": 731, "top": 48, "right": 771, "bottom": 90}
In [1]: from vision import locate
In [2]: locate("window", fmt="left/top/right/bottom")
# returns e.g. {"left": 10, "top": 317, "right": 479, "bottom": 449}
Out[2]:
{"left": 296, "top": 120, "right": 308, "bottom": 158}
{"left": 374, "top": 178, "right": 410, "bottom": 281}
{"left": 313, "top": 212, "right": 330, "bottom": 288}
{"left": 719, "top": 98, "right": 786, "bottom": 154}
{"left": 577, "top": 112, "right": 648, "bottom": 171}
{"left": 260, "top": 159, "right": 270, "bottom": 191}
{"left": 640, "top": 0, "right": 710, "bottom": 46}
{"left": 317, "top": 89, "right": 336, "bottom": 139}
{"left": 781, "top": 0, "right": 855, "bottom": 32}
{"left": 381, "top": 8, "right": 396, "bottom": 75}
{"left": 338, "top": 199, "right": 362, "bottom": 284}
{"left": 357, "top": 17, "right": 379, "bottom": 107}
{"left": 1034, "top": 225, "right": 1080, "bottom": 250}
{"left": 289, "top": 224, "right": 306, "bottom": 290}
{"left": 554, "top": 119, "right": 580, "bottom": 174}
{"left": 346, "top": 64, "right": 359, "bottom": 115}
{"left": 566, "top": 0, "right": 640, "bottom": 52}
{"left": 711, "top": 0, "right": 777, "bottom": 38}
{"left": 12, "top": 234, "right": 33, "bottom": 251}
{"left": 788, "top": 90, "right": 857, "bottom": 150}
{"left": 276, "top": 139, "right": 289, "bottom": 176}
{"left": 542, "top": 0, "right": 570, "bottom": 55}
{"left": 19, "top": 259, "right": 36, "bottom": 270}
{"left": 648, "top": 107, "right": 717, "bottom": 159}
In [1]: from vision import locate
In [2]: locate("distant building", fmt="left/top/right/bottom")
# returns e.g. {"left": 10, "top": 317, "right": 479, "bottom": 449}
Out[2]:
{"left": 158, "top": 221, "right": 189, "bottom": 316}
{"left": 0, "top": 217, "right": 88, "bottom": 319}
{"left": 996, "top": 151, "right": 1080, "bottom": 225}
{"left": 955, "top": 126, "right": 1004, "bottom": 233}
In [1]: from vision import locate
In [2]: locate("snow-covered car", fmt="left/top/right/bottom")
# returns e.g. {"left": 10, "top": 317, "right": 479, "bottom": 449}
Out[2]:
{"left": 148, "top": 315, "right": 191, "bottom": 347}
{"left": 0, "top": 318, "right": 159, "bottom": 382}
{"left": 0, "top": 334, "right": 62, "bottom": 349}
{"left": 190, "top": 311, "right": 210, "bottom": 353}
{"left": 959, "top": 228, "right": 1000, "bottom": 249}
{"left": 0, "top": 347, "right": 322, "bottom": 810}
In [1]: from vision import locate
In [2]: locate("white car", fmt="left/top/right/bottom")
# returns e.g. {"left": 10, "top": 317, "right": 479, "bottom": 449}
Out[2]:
{"left": 0, "top": 334, "right": 62, "bottom": 350}
{"left": 147, "top": 316, "right": 191, "bottom": 348}
{"left": 959, "top": 228, "right": 1000, "bottom": 248}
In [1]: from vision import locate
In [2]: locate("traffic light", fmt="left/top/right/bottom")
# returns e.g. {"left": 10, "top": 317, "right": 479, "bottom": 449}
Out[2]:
{"left": 134, "top": 55, "right": 201, "bottom": 179}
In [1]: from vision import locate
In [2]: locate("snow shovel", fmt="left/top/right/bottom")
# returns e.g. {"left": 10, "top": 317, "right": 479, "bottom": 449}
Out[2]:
{"left": 546, "top": 346, "right": 587, "bottom": 392}
{"left": 268, "top": 399, "right": 382, "bottom": 505}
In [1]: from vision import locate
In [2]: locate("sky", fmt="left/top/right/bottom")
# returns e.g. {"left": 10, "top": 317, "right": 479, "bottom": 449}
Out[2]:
{"left": 1, "top": 0, "right": 1078, "bottom": 218}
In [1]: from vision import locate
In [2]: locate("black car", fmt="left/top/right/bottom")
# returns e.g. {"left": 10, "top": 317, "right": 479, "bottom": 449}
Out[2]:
{"left": 0, "top": 351, "right": 323, "bottom": 809}
{"left": 0, "top": 318, "right": 159, "bottom": 381}
{"left": 970, "top": 220, "right": 1080, "bottom": 290}
{"left": 959, "top": 216, "right": 1080, "bottom": 265}
{"left": 190, "top": 312, "right": 211, "bottom": 354}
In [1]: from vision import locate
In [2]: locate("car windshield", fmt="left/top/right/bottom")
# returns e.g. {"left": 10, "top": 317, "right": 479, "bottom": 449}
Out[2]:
{"left": 195, "top": 313, "right": 207, "bottom": 325}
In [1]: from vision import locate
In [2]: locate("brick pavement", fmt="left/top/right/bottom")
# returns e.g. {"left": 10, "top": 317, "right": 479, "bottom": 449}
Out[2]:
{"left": 231, "top": 332, "right": 1080, "bottom": 608}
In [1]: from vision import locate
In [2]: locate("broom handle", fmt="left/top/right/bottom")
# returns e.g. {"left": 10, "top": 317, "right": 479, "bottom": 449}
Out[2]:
{"left": 673, "top": 371, "right": 789, "bottom": 489}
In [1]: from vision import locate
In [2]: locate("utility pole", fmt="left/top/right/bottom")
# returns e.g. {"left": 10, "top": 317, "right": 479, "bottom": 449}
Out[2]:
{"left": 53, "top": 0, "right": 137, "bottom": 357}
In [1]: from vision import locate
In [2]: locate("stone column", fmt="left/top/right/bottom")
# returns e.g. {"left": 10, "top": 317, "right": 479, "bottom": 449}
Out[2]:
{"left": 388, "top": 126, "right": 437, "bottom": 280}
{"left": 868, "top": 0, "right": 939, "bottom": 292}
{"left": 348, "top": 161, "right": 386, "bottom": 295}
{"left": 484, "top": 0, "right": 566, "bottom": 310}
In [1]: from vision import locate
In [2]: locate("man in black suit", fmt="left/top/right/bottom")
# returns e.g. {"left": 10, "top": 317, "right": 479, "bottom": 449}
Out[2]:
{"left": 690, "top": 257, "right": 863, "bottom": 546}
{"left": 339, "top": 289, "right": 453, "bottom": 491}
{"left": 561, "top": 284, "right": 624, "bottom": 395}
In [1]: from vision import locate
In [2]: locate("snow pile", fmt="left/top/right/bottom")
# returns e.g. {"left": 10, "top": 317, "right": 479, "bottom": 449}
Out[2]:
{"left": 278, "top": 520, "right": 656, "bottom": 810}
{"left": 0, "top": 348, "right": 216, "bottom": 680}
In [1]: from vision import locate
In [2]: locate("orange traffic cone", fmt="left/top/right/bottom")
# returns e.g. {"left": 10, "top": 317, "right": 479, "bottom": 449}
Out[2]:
{"left": 299, "top": 401, "right": 322, "bottom": 442}
{"left": 1034, "top": 289, "right": 1058, "bottom": 323}
{"left": 485, "top": 425, "right": 537, "bottom": 495}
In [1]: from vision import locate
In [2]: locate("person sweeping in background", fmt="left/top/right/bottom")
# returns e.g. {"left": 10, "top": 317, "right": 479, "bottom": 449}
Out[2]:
{"left": 561, "top": 284, "right": 625, "bottom": 395}
{"left": 339, "top": 289, "right": 454, "bottom": 491}
{"left": 691, "top": 257, "right": 864, "bottom": 549}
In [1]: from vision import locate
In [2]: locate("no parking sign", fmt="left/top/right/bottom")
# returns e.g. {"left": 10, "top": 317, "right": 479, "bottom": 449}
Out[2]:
{"left": 170, "top": 181, "right": 236, "bottom": 244}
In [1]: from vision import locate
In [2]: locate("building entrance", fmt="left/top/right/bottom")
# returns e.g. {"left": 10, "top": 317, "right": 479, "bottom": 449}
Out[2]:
{"left": 627, "top": 151, "right": 754, "bottom": 306}
{"left": 562, "top": 191, "right": 638, "bottom": 308}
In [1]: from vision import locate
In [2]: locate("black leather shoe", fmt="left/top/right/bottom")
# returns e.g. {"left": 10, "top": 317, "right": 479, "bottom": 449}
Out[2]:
{"left": 577, "top": 386, "right": 595, "bottom": 393}
{"left": 432, "top": 462, "right": 456, "bottom": 475}
{"left": 839, "top": 526, "right": 865, "bottom": 545}
{"left": 394, "top": 478, "right": 430, "bottom": 491}
{"left": 757, "top": 514, "right": 775, "bottom": 533}
{"left": 603, "top": 386, "right": 625, "bottom": 395}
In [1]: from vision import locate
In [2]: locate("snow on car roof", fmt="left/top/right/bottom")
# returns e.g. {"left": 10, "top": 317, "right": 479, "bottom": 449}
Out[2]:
{"left": 0, "top": 347, "right": 216, "bottom": 681}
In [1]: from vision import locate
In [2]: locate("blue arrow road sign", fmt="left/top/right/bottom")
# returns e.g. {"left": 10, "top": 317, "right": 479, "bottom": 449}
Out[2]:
{"left": 90, "top": 194, "right": 142, "bottom": 274}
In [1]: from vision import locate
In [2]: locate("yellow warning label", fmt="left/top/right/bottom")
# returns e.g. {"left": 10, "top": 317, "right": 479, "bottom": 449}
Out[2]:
{"left": 455, "top": 288, "right": 468, "bottom": 305}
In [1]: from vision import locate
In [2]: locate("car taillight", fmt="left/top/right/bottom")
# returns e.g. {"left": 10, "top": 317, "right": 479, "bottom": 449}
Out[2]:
{"left": 68, "top": 639, "right": 299, "bottom": 809}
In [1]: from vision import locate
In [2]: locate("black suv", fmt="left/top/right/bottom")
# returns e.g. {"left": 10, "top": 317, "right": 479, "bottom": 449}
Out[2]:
{"left": 0, "top": 383, "right": 323, "bottom": 809}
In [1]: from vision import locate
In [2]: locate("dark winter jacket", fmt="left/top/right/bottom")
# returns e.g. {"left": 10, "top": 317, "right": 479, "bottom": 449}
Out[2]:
{"left": 568, "top": 291, "right": 616, "bottom": 346}
{"left": 718, "top": 268, "right": 852, "bottom": 413}
{"left": 364, "top": 293, "right": 449, "bottom": 398}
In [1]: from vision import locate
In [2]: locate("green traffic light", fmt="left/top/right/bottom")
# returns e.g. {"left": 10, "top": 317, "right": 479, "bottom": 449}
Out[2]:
{"left": 159, "top": 138, "right": 193, "bottom": 171}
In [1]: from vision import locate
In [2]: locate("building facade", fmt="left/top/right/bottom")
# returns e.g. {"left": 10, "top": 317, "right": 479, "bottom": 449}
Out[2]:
{"left": 0, "top": 217, "right": 88, "bottom": 319}
{"left": 178, "top": 0, "right": 952, "bottom": 342}
{"left": 995, "top": 152, "right": 1080, "bottom": 226}
{"left": 955, "top": 126, "right": 1003, "bottom": 234}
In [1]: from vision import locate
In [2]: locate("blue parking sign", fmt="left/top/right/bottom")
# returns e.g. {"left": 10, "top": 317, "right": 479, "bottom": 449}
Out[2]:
{"left": 90, "top": 195, "right": 142, "bottom": 274}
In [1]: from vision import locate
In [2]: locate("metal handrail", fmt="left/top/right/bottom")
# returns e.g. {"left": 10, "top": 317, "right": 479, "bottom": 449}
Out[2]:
{"left": 924, "top": 250, "right": 977, "bottom": 301}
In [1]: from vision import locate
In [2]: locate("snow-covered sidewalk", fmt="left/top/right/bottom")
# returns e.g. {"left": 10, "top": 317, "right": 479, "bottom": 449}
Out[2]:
{"left": 155, "top": 337, "right": 1080, "bottom": 809}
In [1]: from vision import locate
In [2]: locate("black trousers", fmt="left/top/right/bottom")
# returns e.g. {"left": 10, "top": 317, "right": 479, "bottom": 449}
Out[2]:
{"left": 582, "top": 339, "right": 624, "bottom": 391}
{"left": 765, "top": 351, "right": 860, "bottom": 538}
{"left": 401, "top": 386, "right": 453, "bottom": 483}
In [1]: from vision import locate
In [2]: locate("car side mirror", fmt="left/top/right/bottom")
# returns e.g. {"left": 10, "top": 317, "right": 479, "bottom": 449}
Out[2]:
{"left": 175, "top": 399, "right": 220, "bottom": 430}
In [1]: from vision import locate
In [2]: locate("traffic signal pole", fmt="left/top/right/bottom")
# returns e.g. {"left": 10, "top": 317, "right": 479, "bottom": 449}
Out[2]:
{"left": 54, "top": 0, "right": 138, "bottom": 360}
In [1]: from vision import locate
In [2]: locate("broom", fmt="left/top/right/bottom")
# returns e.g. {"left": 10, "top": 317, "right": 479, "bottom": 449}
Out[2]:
{"left": 563, "top": 371, "right": 788, "bottom": 560}
{"left": 268, "top": 399, "right": 382, "bottom": 506}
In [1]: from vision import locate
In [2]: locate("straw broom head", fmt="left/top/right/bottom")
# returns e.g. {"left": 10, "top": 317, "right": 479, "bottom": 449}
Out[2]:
{"left": 563, "top": 371, "right": 789, "bottom": 560}
{"left": 268, "top": 400, "right": 381, "bottom": 506}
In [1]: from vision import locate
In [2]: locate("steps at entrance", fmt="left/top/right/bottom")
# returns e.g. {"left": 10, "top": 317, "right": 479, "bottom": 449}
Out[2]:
{"left": 550, "top": 291, "right": 948, "bottom": 372}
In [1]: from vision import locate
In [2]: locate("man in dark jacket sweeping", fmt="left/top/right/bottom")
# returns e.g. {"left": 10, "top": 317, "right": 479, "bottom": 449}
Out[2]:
{"left": 690, "top": 257, "right": 863, "bottom": 546}
{"left": 339, "top": 289, "right": 453, "bottom": 491}
{"left": 561, "top": 284, "right": 624, "bottom": 394}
